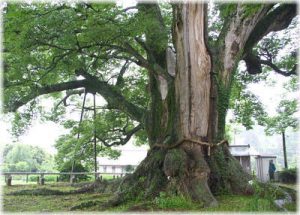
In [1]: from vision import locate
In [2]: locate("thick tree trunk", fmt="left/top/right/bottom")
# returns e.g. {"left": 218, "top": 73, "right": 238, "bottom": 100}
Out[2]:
{"left": 111, "top": 2, "right": 252, "bottom": 207}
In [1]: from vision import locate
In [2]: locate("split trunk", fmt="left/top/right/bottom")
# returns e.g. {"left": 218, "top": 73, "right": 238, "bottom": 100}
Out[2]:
{"left": 114, "top": 3, "right": 251, "bottom": 206}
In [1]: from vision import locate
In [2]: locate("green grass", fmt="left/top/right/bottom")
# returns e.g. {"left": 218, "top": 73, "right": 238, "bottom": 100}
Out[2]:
{"left": 205, "top": 195, "right": 279, "bottom": 212}
{"left": 283, "top": 202, "right": 297, "bottom": 211}
{"left": 2, "top": 183, "right": 112, "bottom": 212}
{"left": 1, "top": 184, "right": 296, "bottom": 212}
{"left": 108, "top": 195, "right": 281, "bottom": 212}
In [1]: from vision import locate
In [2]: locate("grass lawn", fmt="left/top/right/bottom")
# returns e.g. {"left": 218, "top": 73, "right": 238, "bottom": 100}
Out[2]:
{"left": 1, "top": 183, "right": 295, "bottom": 212}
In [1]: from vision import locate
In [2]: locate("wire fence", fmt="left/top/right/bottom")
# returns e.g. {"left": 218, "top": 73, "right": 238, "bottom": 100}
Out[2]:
{"left": 1, "top": 172, "right": 127, "bottom": 186}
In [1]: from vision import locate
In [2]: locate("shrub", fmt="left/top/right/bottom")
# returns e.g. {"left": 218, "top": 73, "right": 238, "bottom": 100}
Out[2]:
{"left": 44, "top": 175, "right": 57, "bottom": 182}
{"left": 58, "top": 162, "right": 90, "bottom": 182}
{"left": 278, "top": 168, "right": 297, "bottom": 183}
{"left": 29, "top": 175, "right": 39, "bottom": 182}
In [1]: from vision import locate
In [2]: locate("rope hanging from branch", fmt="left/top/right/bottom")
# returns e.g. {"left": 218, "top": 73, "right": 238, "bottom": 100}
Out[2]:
{"left": 150, "top": 138, "right": 228, "bottom": 156}
{"left": 71, "top": 89, "right": 87, "bottom": 173}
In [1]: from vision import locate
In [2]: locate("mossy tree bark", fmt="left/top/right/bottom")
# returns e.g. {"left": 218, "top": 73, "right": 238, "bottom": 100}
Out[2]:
{"left": 113, "top": 2, "right": 296, "bottom": 206}
{"left": 113, "top": 3, "right": 261, "bottom": 206}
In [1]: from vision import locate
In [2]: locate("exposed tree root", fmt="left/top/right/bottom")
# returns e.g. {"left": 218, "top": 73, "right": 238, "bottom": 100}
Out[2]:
{"left": 8, "top": 188, "right": 65, "bottom": 196}
{"left": 104, "top": 143, "right": 253, "bottom": 209}
{"left": 208, "top": 145, "right": 253, "bottom": 195}
{"left": 70, "top": 200, "right": 104, "bottom": 211}
{"left": 8, "top": 179, "right": 122, "bottom": 196}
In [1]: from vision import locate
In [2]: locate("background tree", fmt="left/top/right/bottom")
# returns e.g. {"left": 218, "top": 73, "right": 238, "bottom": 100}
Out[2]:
{"left": 3, "top": 2, "right": 297, "bottom": 206}
{"left": 2, "top": 144, "right": 55, "bottom": 172}
{"left": 264, "top": 99, "right": 298, "bottom": 169}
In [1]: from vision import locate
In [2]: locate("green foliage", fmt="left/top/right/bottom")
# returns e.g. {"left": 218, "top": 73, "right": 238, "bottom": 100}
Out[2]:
{"left": 54, "top": 109, "right": 132, "bottom": 171}
{"left": 283, "top": 76, "right": 298, "bottom": 93}
{"left": 242, "top": 4, "right": 263, "bottom": 18}
{"left": 2, "top": 143, "right": 55, "bottom": 172}
{"left": 229, "top": 66, "right": 269, "bottom": 130}
{"left": 217, "top": 4, "right": 237, "bottom": 19}
{"left": 57, "top": 161, "right": 90, "bottom": 182}
{"left": 278, "top": 168, "right": 297, "bottom": 183}
{"left": 283, "top": 202, "right": 297, "bottom": 211}
{"left": 232, "top": 91, "right": 267, "bottom": 129}
{"left": 264, "top": 99, "right": 298, "bottom": 135}
{"left": 124, "top": 165, "right": 135, "bottom": 173}
{"left": 15, "top": 162, "right": 31, "bottom": 172}
{"left": 4, "top": 2, "right": 149, "bottom": 137}
{"left": 248, "top": 179, "right": 284, "bottom": 211}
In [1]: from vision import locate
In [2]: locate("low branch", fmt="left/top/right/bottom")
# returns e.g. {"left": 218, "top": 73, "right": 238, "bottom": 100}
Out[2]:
{"left": 75, "top": 69, "right": 145, "bottom": 122}
{"left": 5, "top": 80, "right": 88, "bottom": 112}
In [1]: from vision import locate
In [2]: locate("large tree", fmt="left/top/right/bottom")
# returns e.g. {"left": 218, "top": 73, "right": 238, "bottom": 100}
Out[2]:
{"left": 3, "top": 2, "right": 297, "bottom": 206}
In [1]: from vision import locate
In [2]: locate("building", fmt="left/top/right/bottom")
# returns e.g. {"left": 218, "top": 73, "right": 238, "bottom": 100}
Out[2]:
{"left": 228, "top": 144, "right": 251, "bottom": 174}
{"left": 97, "top": 141, "right": 148, "bottom": 175}
{"left": 255, "top": 155, "right": 277, "bottom": 182}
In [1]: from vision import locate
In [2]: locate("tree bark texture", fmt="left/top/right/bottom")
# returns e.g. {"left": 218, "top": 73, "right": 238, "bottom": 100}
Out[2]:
{"left": 113, "top": 2, "right": 253, "bottom": 207}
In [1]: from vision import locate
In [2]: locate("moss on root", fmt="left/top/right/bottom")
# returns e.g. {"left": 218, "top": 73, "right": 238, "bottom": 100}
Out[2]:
{"left": 208, "top": 145, "right": 252, "bottom": 195}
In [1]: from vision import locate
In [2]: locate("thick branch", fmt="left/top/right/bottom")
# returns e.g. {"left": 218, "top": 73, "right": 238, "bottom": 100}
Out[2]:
{"left": 75, "top": 69, "right": 145, "bottom": 122}
{"left": 6, "top": 80, "right": 88, "bottom": 112}
{"left": 243, "top": 4, "right": 297, "bottom": 55}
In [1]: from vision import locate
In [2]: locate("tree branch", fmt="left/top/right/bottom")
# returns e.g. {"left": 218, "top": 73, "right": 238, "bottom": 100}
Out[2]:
{"left": 53, "top": 89, "right": 85, "bottom": 111}
{"left": 75, "top": 69, "right": 146, "bottom": 122}
{"left": 259, "top": 60, "right": 297, "bottom": 76}
{"left": 244, "top": 52, "right": 297, "bottom": 76}
{"left": 116, "top": 60, "right": 130, "bottom": 87}
{"left": 5, "top": 80, "right": 88, "bottom": 112}
{"left": 96, "top": 124, "right": 143, "bottom": 147}
{"left": 243, "top": 3, "right": 297, "bottom": 55}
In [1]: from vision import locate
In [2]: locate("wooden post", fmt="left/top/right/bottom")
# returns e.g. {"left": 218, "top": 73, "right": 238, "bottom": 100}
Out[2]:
{"left": 37, "top": 176, "right": 40, "bottom": 185}
{"left": 282, "top": 131, "right": 288, "bottom": 169}
{"left": 26, "top": 174, "right": 28, "bottom": 183}
{"left": 56, "top": 176, "right": 59, "bottom": 182}
{"left": 70, "top": 174, "right": 75, "bottom": 184}
{"left": 40, "top": 174, "right": 45, "bottom": 185}
{"left": 95, "top": 173, "right": 100, "bottom": 182}
{"left": 6, "top": 175, "right": 12, "bottom": 186}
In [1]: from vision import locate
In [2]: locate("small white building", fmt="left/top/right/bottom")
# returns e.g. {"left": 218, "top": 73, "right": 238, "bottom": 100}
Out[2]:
{"left": 255, "top": 155, "right": 277, "bottom": 182}
{"left": 229, "top": 144, "right": 251, "bottom": 174}
{"left": 97, "top": 141, "right": 148, "bottom": 175}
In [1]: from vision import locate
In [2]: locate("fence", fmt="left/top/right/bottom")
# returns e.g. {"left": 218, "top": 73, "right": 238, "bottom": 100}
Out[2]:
{"left": 1, "top": 172, "right": 125, "bottom": 186}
